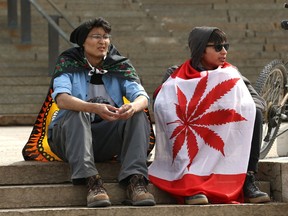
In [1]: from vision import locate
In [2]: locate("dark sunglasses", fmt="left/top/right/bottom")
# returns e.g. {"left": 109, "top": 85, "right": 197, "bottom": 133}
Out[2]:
{"left": 206, "top": 43, "right": 229, "bottom": 52}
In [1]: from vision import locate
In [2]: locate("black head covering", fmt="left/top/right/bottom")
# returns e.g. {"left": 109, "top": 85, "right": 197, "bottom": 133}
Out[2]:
{"left": 69, "top": 18, "right": 111, "bottom": 47}
{"left": 70, "top": 21, "right": 91, "bottom": 47}
{"left": 188, "top": 26, "right": 219, "bottom": 68}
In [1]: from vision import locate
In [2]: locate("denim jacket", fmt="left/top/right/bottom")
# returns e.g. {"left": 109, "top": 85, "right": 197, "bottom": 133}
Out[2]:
{"left": 49, "top": 70, "right": 149, "bottom": 129}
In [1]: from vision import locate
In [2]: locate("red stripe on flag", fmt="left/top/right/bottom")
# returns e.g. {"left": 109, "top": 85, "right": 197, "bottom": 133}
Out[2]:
{"left": 149, "top": 173, "right": 245, "bottom": 204}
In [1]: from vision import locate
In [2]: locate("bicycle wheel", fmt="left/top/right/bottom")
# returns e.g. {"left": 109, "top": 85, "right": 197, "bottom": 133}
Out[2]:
{"left": 254, "top": 59, "right": 287, "bottom": 159}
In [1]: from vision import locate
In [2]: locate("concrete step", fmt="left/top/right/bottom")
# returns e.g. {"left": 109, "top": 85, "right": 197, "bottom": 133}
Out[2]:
{"left": 0, "top": 85, "right": 48, "bottom": 95}
{"left": 0, "top": 161, "right": 118, "bottom": 185}
{"left": 0, "top": 161, "right": 269, "bottom": 191}
{"left": 0, "top": 161, "right": 270, "bottom": 185}
{"left": 0, "top": 114, "right": 37, "bottom": 125}
{"left": 258, "top": 157, "right": 288, "bottom": 202}
{"left": 145, "top": 7, "right": 229, "bottom": 17}
{"left": 0, "top": 94, "right": 46, "bottom": 104}
{"left": 0, "top": 204, "right": 287, "bottom": 216}
{"left": 0, "top": 61, "right": 48, "bottom": 70}
{"left": 0, "top": 127, "right": 287, "bottom": 215}
{"left": 0, "top": 67, "right": 49, "bottom": 77}
{"left": 141, "top": 0, "right": 211, "bottom": 2}
{"left": 0, "top": 161, "right": 173, "bottom": 208}
{"left": 0, "top": 180, "right": 270, "bottom": 208}
{"left": 0, "top": 183, "right": 174, "bottom": 208}
{"left": 0, "top": 104, "right": 44, "bottom": 115}
{"left": 0, "top": 0, "right": 287, "bottom": 122}
{"left": 215, "top": 1, "right": 282, "bottom": 9}
{"left": 37, "top": 0, "right": 141, "bottom": 12}
{"left": 0, "top": 161, "right": 272, "bottom": 209}
{"left": 0, "top": 76, "right": 50, "bottom": 86}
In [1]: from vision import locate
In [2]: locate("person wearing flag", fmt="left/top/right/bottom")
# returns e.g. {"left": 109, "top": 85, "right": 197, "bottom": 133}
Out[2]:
{"left": 148, "top": 26, "right": 270, "bottom": 204}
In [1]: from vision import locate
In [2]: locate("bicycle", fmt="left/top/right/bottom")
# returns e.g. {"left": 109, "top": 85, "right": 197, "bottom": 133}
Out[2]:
{"left": 254, "top": 3, "right": 288, "bottom": 159}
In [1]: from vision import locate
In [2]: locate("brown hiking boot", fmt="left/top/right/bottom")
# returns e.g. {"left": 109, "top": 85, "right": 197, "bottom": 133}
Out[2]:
{"left": 86, "top": 175, "right": 111, "bottom": 207}
{"left": 126, "top": 174, "right": 156, "bottom": 206}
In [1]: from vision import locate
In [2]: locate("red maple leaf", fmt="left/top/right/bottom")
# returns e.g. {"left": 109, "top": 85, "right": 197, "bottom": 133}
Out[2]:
{"left": 167, "top": 73, "right": 247, "bottom": 169}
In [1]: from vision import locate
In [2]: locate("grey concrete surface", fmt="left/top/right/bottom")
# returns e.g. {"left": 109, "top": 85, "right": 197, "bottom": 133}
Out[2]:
{"left": 0, "top": 126, "right": 32, "bottom": 165}
{"left": 0, "top": 126, "right": 287, "bottom": 215}
{"left": 0, "top": 125, "right": 286, "bottom": 165}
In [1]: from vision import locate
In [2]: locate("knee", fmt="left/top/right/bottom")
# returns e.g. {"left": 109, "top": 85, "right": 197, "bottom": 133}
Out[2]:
{"left": 67, "top": 111, "right": 90, "bottom": 122}
{"left": 62, "top": 111, "right": 91, "bottom": 129}
{"left": 132, "top": 111, "right": 149, "bottom": 124}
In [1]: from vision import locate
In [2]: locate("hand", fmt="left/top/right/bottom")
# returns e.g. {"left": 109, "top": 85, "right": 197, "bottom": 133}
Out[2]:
{"left": 117, "top": 104, "right": 135, "bottom": 120}
{"left": 94, "top": 103, "right": 120, "bottom": 121}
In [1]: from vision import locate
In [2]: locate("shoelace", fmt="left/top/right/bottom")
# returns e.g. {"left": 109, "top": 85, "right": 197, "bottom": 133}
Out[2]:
{"left": 91, "top": 185, "right": 107, "bottom": 194}
{"left": 247, "top": 174, "right": 260, "bottom": 192}
{"left": 133, "top": 177, "right": 148, "bottom": 194}
{"left": 87, "top": 176, "right": 106, "bottom": 193}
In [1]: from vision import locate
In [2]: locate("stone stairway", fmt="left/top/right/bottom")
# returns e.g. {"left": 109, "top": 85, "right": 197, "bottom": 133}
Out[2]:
{"left": 1, "top": 0, "right": 288, "bottom": 124}
{"left": 138, "top": 0, "right": 288, "bottom": 82}
{"left": 1, "top": 205, "right": 287, "bottom": 216}
{"left": 0, "top": 160, "right": 287, "bottom": 216}
{"left": 0, "top": 1, "right": 288, "bottom": 214}
{"left": 0, "top": 0, "right": 186, "bottom": 124}
{"left": 0, "top": 126, "right": 288, "bottom": 215}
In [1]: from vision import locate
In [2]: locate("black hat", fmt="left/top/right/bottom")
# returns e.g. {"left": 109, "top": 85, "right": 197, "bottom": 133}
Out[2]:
{"left": 69, "top": 18, "right": 111, "bottom": 47}
{"left": 70, "top": 21, "right": 91, "bottom": 47}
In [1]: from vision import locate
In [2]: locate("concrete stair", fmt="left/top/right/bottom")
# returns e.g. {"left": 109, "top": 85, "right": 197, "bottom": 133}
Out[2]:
{"left": 2, "top": 0, "right": 287, "bottom": 124}
{"left": 0, "top": 204, "right": 287, "bottom": 216}
{"left": 0, "top": 160, "right": 287, "bottom": 215}
{"left": 0, "top": 0, "right": 186, "bottom": 124}
{"left": 0, "top": 204, "right": 286, "bottom": 216}
{"left": 0, "top": 126, "right": 288, "bottom": 215}
{"left": 0, "top": 1, "right": 288, "bottom": 214}
{"left": 138, "top": 0, "right": 288, "bottom": 81}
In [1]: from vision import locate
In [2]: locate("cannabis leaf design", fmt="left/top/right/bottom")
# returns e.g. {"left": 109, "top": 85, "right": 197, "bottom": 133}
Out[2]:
{"left": 167, "top": 73, "right": 247, "bottom": 169}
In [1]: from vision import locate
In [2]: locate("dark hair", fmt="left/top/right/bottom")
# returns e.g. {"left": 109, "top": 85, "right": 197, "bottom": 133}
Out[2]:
{"left": 85, "top": 17, "right": 112, "bottom": 34}
{"left": 188, "top": 26, "right": 221, "bottom": 68}
{"left": 208, "top": 29, "right": 227, "bottom": 44}
{"left": 70, "top": 17, "right": 112, "bottom": 47}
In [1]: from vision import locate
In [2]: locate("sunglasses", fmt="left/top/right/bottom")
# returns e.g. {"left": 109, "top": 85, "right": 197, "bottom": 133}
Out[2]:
{"left": 206, "top": 43, "right": 229, "bottom": 52}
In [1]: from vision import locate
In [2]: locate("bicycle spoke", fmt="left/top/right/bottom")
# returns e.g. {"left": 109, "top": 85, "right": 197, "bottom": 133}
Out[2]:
{"left": 254, "top": 60, "right": 287, "bottom": 159}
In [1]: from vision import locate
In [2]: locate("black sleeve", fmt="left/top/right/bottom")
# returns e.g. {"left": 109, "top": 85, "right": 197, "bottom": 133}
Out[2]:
{"left": 242, "top": 75, "right": 267, "bottom": 112}
{"left": 161, "top": 65, "right": 179, "bottom": 84}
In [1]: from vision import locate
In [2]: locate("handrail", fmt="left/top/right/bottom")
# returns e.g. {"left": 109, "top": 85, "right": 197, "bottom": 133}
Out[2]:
{"left": 46, "top": 0, "right": 76, "bottom": 29}
{"left": 29, "top": 0, "right": 75, "bottom": 46}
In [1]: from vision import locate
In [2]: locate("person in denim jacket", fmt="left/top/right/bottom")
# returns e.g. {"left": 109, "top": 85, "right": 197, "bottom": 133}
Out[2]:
{"left": 47, "top": 17, "right": 155, "bottom": 207}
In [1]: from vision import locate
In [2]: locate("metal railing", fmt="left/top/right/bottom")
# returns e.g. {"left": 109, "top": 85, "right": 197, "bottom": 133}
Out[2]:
{"left": 7, "top": 0, "right": 76, "bottom": 74}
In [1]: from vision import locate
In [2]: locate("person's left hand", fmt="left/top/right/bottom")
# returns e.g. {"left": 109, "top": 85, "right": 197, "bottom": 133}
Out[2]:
{"left": 117, "top": 103, "right": 135, "bottom": 120}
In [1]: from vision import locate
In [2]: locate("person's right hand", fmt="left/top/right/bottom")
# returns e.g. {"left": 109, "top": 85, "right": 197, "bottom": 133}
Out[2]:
{"left": 93, "top": 103, "right": 120, "bottom": 121}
